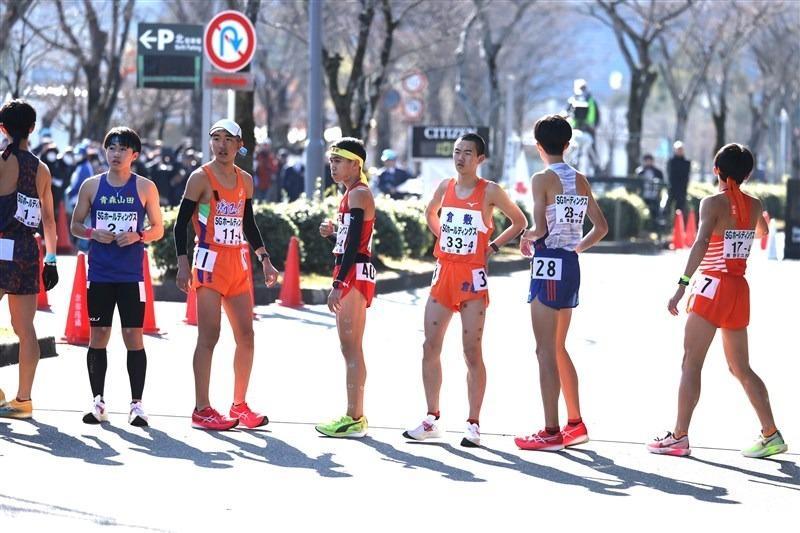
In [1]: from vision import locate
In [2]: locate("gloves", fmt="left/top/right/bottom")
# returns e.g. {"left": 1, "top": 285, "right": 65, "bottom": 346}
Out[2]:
{"left": 42, "top": 263, "right": 59, "bottom": 291}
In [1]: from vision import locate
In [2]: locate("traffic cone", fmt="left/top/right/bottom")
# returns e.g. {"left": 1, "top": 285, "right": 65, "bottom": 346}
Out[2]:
{"left": 141, "top": 250, "right": 159, "bottom": 334}
{"left": 671, "top": 209, "right": 686, "bottom": 250}
{"left": 56, "top": 200, "right": 74, "bottom": 254}
{"left": 63, "top": 252, "right": 89, "bottom": 345}
{"left": 766, "top": 218, "right": 779, "bottom": 260}
{"left": 184, "top": 285, "right": 197, "bottom": 326}
{"left": 242, "top": 243, "right": 257, "bottom": 319}
{"left": 279, "top": 236, "right": 303, "bottom": 307}
{"left": 35, "top": 235, "right": 50, "bottom": 311}
{"left": 684, "top": 209, "right": 697, "bottom": 247}
{"left": 761, "top": 211, "right": 770, "bottom": 250}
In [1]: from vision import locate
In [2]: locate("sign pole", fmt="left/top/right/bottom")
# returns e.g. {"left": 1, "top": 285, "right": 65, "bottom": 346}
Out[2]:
{"left": 227, "top": 89, "right": 235, "bottom": 121}
{"left": 306, "top": 0, "right": 324, "bottom": 199}
{"left": 202, "top": 54, "right": 212, "bottom": 163}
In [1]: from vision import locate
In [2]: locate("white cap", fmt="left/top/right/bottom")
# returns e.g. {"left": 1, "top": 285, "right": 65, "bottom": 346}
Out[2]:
{"left": 673, "top": 140, "right": 684, "bottom": 150}
{"left": 209, "top": 119, "right": 242, "bottom": 137}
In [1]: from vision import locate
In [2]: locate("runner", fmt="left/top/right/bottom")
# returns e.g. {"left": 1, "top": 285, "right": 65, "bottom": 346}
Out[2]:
{"left": 315, "top": 138, "right": 375, "bottom": 438}
{"left": 647, "top": 143, "right": 788, "bottom": 458}
{"left": 70, "top": 127, "right": 163, "bottom": 426}
{"left": 174, "top": 119, "right": 278, "bottom": 431}
{"left": 514, "top": 114, "right": 607, "bottom": 451}
{"left": 0, "top": 99, "right": 59, "bottom": 419}
{"left": 403, "top": 132, "right": 527, "bottom": 447}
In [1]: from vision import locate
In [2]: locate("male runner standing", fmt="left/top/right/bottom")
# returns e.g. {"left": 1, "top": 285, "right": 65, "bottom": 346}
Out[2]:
{"left": 174, "top": 119, "right": 278, "bottom": 430}
{"left": 70, "top": 127, "right": 163, "bottom": 426}
{"left": 403, "top": 133, "right": 527, "bottom": 447}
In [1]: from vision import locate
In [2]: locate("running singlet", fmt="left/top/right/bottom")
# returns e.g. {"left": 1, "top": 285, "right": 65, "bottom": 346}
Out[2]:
{"left": 434, "top": 178, "right": 492, "bottom": 265}
{"left": 191, "top": 163, "right": 246, "bottom": 265}
{"left": 89, "top": 173, "right": 145, "bottom": 283}
{"left": 334, "top": 182, "right": 374, "bottom": 258}
{"left": 333, "top": 182, "right": 376, "bottom": 305}
{"left": 697, "top": 197, "right": 753, "bottom": 277}
{"left": 538, "top": 162, "right": 587, "bottom": 252}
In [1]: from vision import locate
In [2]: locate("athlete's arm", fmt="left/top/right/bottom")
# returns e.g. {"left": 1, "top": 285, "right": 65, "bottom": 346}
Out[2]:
{"left": 424, "top": 179, "right": 449, "bottom": 237}
{"left": 486, "top": 182, "right": 526, "bottom": 254}
{"left": 35, "top": 162, "right": 57, "bottom": 257}
{"left": 174, "top": 170, "right": 205, "bottom": 293}
{"left": 522, "top": 171, "right": 548, "bottom": 243}
{"left": 71, "top": 177, "right": 113, "bottom": 243}
{"left": 575, "top": 173, "right": 608, "bottom": 253}
{"left": 668, "top": 197, "right": 717, "bottom": 315}
{"left": 141, "top": 179, "right": 164, "bottom": 244}
{"left": 754, "top": 197, "right": 769, "bottom": 238}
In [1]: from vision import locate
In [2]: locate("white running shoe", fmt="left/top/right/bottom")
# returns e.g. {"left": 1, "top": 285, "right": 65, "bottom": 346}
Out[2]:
{"left": 129, "top": 401, "right": 149, "bottom": 427}
{"left": 82, "top": 395, "right": 108, "bottom": 424}
{"left": 403, "top": 414, "right": 441, "bottom": 441}
{"left": 461, "top": 422, "right": 480, "bottom": 448}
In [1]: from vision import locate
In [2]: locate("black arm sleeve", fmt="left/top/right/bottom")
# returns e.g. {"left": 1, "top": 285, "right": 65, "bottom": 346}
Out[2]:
{"left": 242, "top": 199, "right": 266, "bottom": 252}
{"left": 174, "top": 198, "right": 197, "bottom": 257}
{"left": 336, "top": 208, "right": 364, "bottom": 283}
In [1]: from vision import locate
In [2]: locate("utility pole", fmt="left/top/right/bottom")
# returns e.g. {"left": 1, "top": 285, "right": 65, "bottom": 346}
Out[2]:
{"left": 306, "top": 0, "right": 324, "bottom": 197}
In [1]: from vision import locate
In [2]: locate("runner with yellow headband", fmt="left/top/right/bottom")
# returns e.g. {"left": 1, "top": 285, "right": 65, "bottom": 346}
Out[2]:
{"left": 328, "top": 146, "right": 369, "bottom": 185}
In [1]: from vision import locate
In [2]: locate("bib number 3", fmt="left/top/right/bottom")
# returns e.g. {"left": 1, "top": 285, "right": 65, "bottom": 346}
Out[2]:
{"left": 471, "top": 268, "right": 488, "bottom": 291}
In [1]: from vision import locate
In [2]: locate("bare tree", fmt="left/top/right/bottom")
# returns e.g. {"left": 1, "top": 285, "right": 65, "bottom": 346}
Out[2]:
{"left": 0, "top": 0, "right": 34, "bottom": 57}
{"left": 0, "top": 17, "right": 53, "bottom": 99}
{"left": 589, "top": 0, "right": 693, "bottom": 175}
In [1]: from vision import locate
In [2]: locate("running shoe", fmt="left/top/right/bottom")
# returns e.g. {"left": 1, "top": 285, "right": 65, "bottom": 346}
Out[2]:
{"left": 82, "top": 395, "right": 108, "bottom": 424}
{"left": 461, "top": 422, "right": 481, "bottom": 448}
{"left": 192, "top": 406, "right": 239, "bottom": 431}
{"left": 128, "top": 401, "right": 149, "bottom": 427}
{"left": 403, "top": 414, "right": 441, "bottom": 441}
{"left": 515, "top": 429, "right": 565, "bottom": 451}
{"left": 741, "top": 430, "right": 788, "bottom": 458}
{"left": 315, "top": 415, "right": 368, "bottom": 438}
{"left": 229, "top": 402, "right": 268, "bottom": 429}
{"left": 0, "top": 398, "right": 32, "bottom": 419}
{"left": 561, "top": 421, "right": 589, "bottom": 447}
{"left": 646, "top": 431, "right": 691, "bottom": 457}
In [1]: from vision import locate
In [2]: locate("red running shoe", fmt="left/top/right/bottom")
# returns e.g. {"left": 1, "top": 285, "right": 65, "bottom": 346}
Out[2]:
{"left": 561, "top": 421, "right": 589, "bottom": 447}
{"left": 192, "top": 406, "right": 239, "bottom": 431}
{"left": 229, "top": 402, "right": 269, "bottom": 429}
{"left": 514, "top": 429, "right": 565, "bottom": 451}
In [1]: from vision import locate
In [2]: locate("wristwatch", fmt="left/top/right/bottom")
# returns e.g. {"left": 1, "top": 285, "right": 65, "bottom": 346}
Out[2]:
{"left": 257, "top": 251, "right": 270, "bottom": 263}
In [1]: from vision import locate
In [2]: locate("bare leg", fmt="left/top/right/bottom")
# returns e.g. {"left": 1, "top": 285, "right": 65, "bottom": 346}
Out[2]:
{"left": 335, "top": 289, "right": 368, "bottom": 419}
{"left": 459, "top": 298, "right": 487, "bottom": 421}
{"left": 193, "top": 288, "right": 221, "bottom": 410}
{"left": 673, "top": 312, "right": 717, "bottom": 437}
{"left": 222, "top": 292, "right": 255, "bottom": 406}
{"left": 555, "top": 308, "right": 581, "bottom": 421}
{"left": 8, "top": 294, "right": 38, "bottom": 401}
{"left": 721, "top": 327, "right": 778, "bottom": 435}
{"left": 422, "top": 297, "right": 453, "bottom": 415}
{"left": 531, "top": 298, "right": 560, "bottom": 428}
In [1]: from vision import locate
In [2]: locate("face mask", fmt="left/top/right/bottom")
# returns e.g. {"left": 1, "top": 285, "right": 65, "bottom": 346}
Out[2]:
{"left": 45, "top": 151, "right": 57, "bottom": 162}
{"left": 62, "top": 155, "right": 74, "bottom": 166}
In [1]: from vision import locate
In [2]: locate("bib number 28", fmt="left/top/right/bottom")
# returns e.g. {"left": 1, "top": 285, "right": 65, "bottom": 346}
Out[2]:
{"left": 531, "top": 258, "right": 562, "bottom": 280}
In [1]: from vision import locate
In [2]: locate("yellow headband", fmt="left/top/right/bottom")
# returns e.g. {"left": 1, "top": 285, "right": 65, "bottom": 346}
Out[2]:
{"left": 329, "top": 146, "right": 368, "bottom": 185}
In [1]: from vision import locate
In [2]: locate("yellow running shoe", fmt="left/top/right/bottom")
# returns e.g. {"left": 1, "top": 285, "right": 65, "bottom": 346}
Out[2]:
{"left": 315, "top": 415, "right": 368, "bottom": 438}
{"left": 0, "top": 398, "right": 33, "bottom": 419}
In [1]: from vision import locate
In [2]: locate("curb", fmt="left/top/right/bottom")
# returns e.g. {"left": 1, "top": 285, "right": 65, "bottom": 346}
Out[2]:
{"left": 0, "top": 336, "right": 59, "bottom": 368}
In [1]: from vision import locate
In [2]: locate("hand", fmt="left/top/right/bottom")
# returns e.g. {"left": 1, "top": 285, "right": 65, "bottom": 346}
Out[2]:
{"left": 319, "top": 219, "right": 335, "bottom": 238}
{"left": 42, "top": 264, "right": 59, "bottom": 291}
{"left": 520, "top": 238, "right": 532, "bottom": 258}
{"left": 115, "top": 231, "right": 141, "bottom": 247}
{"left": 91, "top": 229, "right": 115, "bottom": 244}
{"left": 327, "top": 287, "right": 342, "bottom": 313}
{"left": 668, "top": 286, "right": 686, "bottom": 316}
{"left": 262, "top": 258, "right": 279, "bottom": 287}
{"left": 176, "top": 256, "right": 191, "bottom": 293}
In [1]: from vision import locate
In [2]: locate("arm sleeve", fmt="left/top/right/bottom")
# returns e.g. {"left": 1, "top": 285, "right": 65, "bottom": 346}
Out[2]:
{"left": 242, "top": 199, "right": 266, "bottom": 252}
{"left": 335, "top": 208, "right": 364, "bottom": 283}
{"left": 173, "top": 198, "right": 197, "bottom": 257}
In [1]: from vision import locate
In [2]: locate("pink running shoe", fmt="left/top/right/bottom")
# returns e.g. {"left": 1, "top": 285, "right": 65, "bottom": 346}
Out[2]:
{"left": 646, "top": 432, "right": 691, "bottom": 457}
{"left": 229, "top": 402, "right": 269, "bottom": 429}
{"left": 561, "top": 421, "right": 589, "bottom": 447}
{"left": 515, "top": 429, "right": 565, "bottom": 451}
{"left": 192, "top": 406, "right": 239, "bottom": 431}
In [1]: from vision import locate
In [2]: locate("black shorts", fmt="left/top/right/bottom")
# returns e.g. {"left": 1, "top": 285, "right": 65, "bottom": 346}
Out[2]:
{"left": 87, "top": 281, "right": 145, "bottom": 328}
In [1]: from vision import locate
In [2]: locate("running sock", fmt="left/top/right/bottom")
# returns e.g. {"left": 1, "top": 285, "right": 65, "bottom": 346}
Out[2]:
{"left": 467, "top": 418, "right": 479, "bottom": 426}
{"left": 126, "top": 349, "right": 147, "bottom": 400}
{"left": 86, "top": 347, "right": 108, "bottom": 398}
{"left": 567, "top": 418, "right": 583, "bottom": 426}
{"left": 545, "top": 426, "right": 560, "bottom": 435}
{"left": 763, "top": 429, "right": 778, "bottom": 438}
{"left": 428, "top": 411, "right": 440, "bottom": 420}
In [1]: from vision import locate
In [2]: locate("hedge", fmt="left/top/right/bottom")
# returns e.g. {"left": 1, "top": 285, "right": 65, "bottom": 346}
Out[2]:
{"left": 585, "top": 189, "right": 649, "bottom": 240}
{"left": 688, "top": 181, "right": 786, "bottom": 220}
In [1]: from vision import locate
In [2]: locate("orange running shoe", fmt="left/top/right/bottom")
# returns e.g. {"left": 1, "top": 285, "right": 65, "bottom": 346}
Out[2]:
{"left": 514, "top": 429, "right": 565, "bottom": 451}
{"left": 229, "top": 402, "right": 268, "bottom": 429}
{"left": 191, "top": 406, "right": 239, "bottom": 431}
{"left": 561, "top": 421, "right": 589, "bottom": 447}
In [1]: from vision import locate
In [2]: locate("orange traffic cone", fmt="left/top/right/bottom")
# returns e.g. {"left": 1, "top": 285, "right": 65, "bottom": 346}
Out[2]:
{"left": 684, "top": 209, "right": 697, "bottom": 247}
{"left": 36, "top": 235, "right": 50, "bottom": 311}
{"left": 242, "top": 243, "right": 257, "bottom": 319}
{"left": 761, "top": 211, "right": 770, "bottom": 250}
{"left": 671, "top": 209, "right": 686, "bottom": 250}
{"left": 279, "top": 236, "right": 303, "bottom": 307}
{"left": 63, "top": 252, "right": 90, "bottom": 345}
{"left": 184, "top": 285, "right": 197, "bottom": 326}
{"left": 141, "top": 251, "right": 159, "bottom": 334}
{"left": 56, "top": 200, "right": 74, "bottom": 254}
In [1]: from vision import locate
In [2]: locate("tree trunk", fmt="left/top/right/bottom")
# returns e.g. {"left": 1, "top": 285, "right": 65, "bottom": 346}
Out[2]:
{"left": 375, "top": 101, "right": 392, "bottom": 160}
{"left": 712, "top": 95, "right": 726, "bottom": 154}
{"left": 674, "top": 105, "right": 689, "bottom": 143}
{"left": 626, "top": 69, "right": 657, "bottom": 176}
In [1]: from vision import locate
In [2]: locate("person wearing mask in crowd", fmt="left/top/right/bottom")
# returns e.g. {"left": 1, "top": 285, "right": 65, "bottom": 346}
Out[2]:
{"left": 40, "top": 144, "right": 65, "bottom": 215}
{"left": 636, "top": 153, "right": 665, "bottom": 229}
{"left": 667, "top": 141, "right": 691, "bottom": 222}
{"left": 281, "top": 155, "right": 305, "bottom": 202}
{"left": 66, "top": 142, "right": 94, "bottom": 213}
{"left": 32, "top": 128, "right": 53, "bottom": 157}
{"left": 376, "top": 149, "right": 414, "bottom": 199}
{"left": 254, "top": 142, "right": 279, "bottom": 203}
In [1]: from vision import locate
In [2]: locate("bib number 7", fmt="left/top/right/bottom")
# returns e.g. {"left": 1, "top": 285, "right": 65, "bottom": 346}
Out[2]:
{"left": 691, "top": 275, "right": 719, "bottom": 299}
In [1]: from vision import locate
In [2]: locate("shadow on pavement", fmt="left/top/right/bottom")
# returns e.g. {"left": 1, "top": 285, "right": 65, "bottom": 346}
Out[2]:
{"left": 689, "top": 456, "right": 800, "bottom": 490}
{"left": 102, "top": 424, "right": 234, "bottom": 469}
{"left": 358, "top": 437, "right": 485, "bottom": 482}
{"left": 562, "top": 448, "right": 738, "bottom": 503}
{"left": 262, "top": 307, "right": 336, "bottom": 329}
{"left": 206, "top": 430, "right": 351, "bottom": 478}
{"left": 0, "top": 419, "right": 122, "bottom": 466}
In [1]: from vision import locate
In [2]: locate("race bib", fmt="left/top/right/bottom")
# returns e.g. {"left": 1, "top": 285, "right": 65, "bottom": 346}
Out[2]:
{"left": 531, "top": 257, "right": 563, "bottom": 280}
{"left": 431, "top": 261, "right": 441, "bottom": 286}
{"left": 471, "top": 268, "right": 488, "bottom": 292}
{"left": 439, "top": 208, "right": 484, "bottom": 256}
{"left": 691, "top": 275, "right": 720, "bottom": 299}
{"left": 723, "top": 229, "right": 755, "bottom": 260}
{"left": 355, "top": 262, "right": 376, "bottom": 283}
{"left": 334, "top": 213, "right": 350, "bottom": 254}
{"left": 96, "top": 210, "right": 137, "bottom": 235}
{"left": 14, "top": 193, "right": 41, "bottom": 228}
{"left": 554, "top": 194, "right": 588, "bottom": 225}
{"left": 213, "top": 216, "right": 242, "bottom": 245}
{"left": 0, "top": 238, "right": 14, "bottom": 261}
{"left": 192, "top": 247, "right": 218, "bottom": 272}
